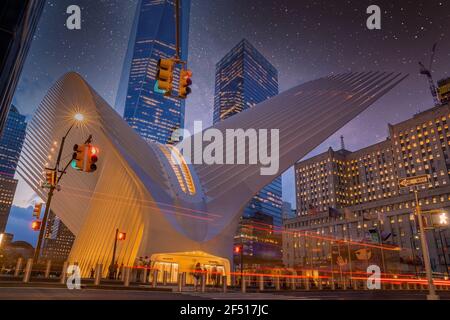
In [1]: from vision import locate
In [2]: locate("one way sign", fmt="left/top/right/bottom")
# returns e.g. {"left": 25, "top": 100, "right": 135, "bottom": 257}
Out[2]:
{"left": 398, "top": 175, "right": 429, "bottom": 188}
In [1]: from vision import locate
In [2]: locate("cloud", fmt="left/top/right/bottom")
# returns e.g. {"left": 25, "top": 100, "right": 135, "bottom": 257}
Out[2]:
{"left": 5, "top": 206, "right": 38, "bottom": 246}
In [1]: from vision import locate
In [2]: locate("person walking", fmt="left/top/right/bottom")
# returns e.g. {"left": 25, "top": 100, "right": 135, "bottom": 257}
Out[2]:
{"left": 193, "top": 263, "right": 202, "bottom": 291}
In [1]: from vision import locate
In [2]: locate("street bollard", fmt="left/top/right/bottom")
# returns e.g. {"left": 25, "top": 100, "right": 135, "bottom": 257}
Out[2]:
{"left": 222, "top": 275, "right": 227, "bottom": 293}
{"left": 352, "top": 279, "right": 357, "bottom": 290}
{"left": 201, "top": 273, "right": 206, "bottom": 293}
{"left": 94, "top": 264, "right": 102, "bottom": 286}
{"left": 291, "top": 277, "right": 296, "bottom": 290}
{"left": 177, "top": 273, "right": 183, "bottom": 292}
{"left": 275, "top": 276, "right": 280, "bottom": 291}
{"left": 152, "top": 270, "right": 158, "bottom": 288}
{"left": 331, "top": 278, "right": 336, "bottom": 290}
{"left": 14, "top": 258, "right": 23, "bottom": 277}
{"left": 305, "top": 277, "right": 310, "bottom": 291}
{"left": 318, "top": 278, "right": 323, "bottom": 290}
{"left": 406, "top": 282, "right": 411, "bottom": 290}
{"left": 45, "top": 260, "right": 52, "bottom": 279}
{"left": 182, "top": 272, "right": 187, "bottom": 287}
{"left": 390, "top": 282, "right": 395, "bottom": 290}
{"left": 241, "top": 276, "right": 246, "bottom": 293}
{"left": 22, "top": 258, "right": 33, "bottom": 283}
{"left": 120, "top": 265, "right": 125, "bottom": 281}
{"left": 162, "top": 271, "right": 168, "bottom": 286}
{"left": 59, "top": 261, "right": 69, "bottom": 284}
{"left": 124, "top": 267, "right": 131, "bottom": 287}
{"left": 142, "top": 268, "right": 148, "bottom": 284}
{"left": 259, "top": 275, "right": 264, "bottom": 291}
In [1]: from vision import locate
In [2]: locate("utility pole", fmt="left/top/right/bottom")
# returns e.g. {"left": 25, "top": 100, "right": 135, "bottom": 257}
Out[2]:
{"left": 414, "top": 188, "right": 439, "bottom": 300}
{"left": 33, "top": 118, "right": 85, "bottom": 263}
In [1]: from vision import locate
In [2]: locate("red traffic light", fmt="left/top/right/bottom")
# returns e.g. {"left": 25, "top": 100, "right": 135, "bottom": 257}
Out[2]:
{"left": 117, "top": 232, "right": 126, "bottom": 241}
{"left": 31, "top": 220, "right": 42, "bottom": 231}
{"left": 234, "top": 245, "right": 242, "bottom": 254}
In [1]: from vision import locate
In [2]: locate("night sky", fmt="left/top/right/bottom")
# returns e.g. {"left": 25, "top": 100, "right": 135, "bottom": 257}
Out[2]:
{"left": 7, "top": 0, "right": 450, "bottom": 242}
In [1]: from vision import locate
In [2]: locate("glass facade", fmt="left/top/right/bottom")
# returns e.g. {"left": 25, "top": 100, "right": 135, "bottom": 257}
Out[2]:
{"left": 213, "top": 39, "right": 283, "bottom": 227}
{"left": 0, "top": 105, "right": 26, "bottom": 232}
{"left": 0, "top": 105, "right": 27, "bottom": 177}
{"left": 122, "top": 0, "right": 191, "bottom": 145}
{"left": 0, "top": 0, "right": 44, "bottom": 135}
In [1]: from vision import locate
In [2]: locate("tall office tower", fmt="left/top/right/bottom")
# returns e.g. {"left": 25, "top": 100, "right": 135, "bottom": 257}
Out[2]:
{"left": 41, "top": 211, "right": 75, "bottom": 265}
{"left": 0, "top": 105, "right": 27, "bottom": 232}
{"left": 0, "top": 0, "right": 45, "bottom": 135}
{"left": 284, "top": 102, "right": 450, "bottom": 274}
{"left": 214, "top": 39, "right": 283, "bottom": 268}
{"left": 121, "top": 0, "right": 191, "bottom": 144}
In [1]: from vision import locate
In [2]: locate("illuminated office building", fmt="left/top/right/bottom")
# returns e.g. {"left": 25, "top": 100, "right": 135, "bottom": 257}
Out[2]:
{"left": 0, "top": 105, "right": 26, "bottom": 232}
{"left": 284, "top": 102, "right": 450, "bottom": 275}
{"left": 121, "top": 0, "right": 191, "bottom": 144}
{"left": 0, "top": 0, "right": 44, "bottom": 135}
{"left": 41, "top": 211, "right": 75, "bottom": 264}
{"left": 213, "top": 39, "right": 283, "bottom": 268}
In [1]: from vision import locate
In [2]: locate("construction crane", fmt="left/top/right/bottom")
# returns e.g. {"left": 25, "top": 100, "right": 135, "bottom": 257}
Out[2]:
{"left": 419, "top": 43, "right": 440, "bottom": 107}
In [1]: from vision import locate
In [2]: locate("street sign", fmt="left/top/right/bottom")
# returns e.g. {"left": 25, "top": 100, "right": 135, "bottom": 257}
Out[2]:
{"left": 398, "top": 174, "right": 429, "bottom": 188}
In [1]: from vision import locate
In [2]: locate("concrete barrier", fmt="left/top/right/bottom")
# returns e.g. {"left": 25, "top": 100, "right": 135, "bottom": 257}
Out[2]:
{"left": 22, "top": 258, "right": 33, "bottom": 283}
{"left": 275, "top": 276, "right": 280, "bottom": 291}
{"left": 177, "top": 272, "right": 184, "bottom": 292}
{"left": 259, "top": 275, "right": 264, "bottom": 291}
{"left": 305, "top": 277, "right": 310, "bottom": 290}
{"left": 94, "top": 264, "right": 102, "bottom": 286}
{"left": 201, "top": 273, "right": 206, "bottom": 293}
{"left": 152, "top": 270, "right": 158, "bottom": 288}
{"left": 14, "top": 258, "right": 23, "bottom": 277}
{"left": 60, "top": 261, "right": 69, "bottom": 284}
{"left": 222, "top": 275, "right": 227, "bottom": 293}
{"left": 124, "top": 267, "right": 131, "bottom": 287}
{"left": 290, "top": 277, "right": 296, "bottom": 290}
{"left": 241, "top": 276, "right": 246, "bottom": 293}
{"left": 44, "top": 260, "right": 52, "bottom": 279}
{"left": 142, "top": 268, "right": 148, "bottom": 284}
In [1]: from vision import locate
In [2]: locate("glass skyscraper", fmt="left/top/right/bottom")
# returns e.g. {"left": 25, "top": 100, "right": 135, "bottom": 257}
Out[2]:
{"left": 121, "top": 0, "right": 191, "bottom": 145}
{"left": 0, "top": 0, "right": 44, "bottom": 135}
{"left": 214, "top": 39, "right": 283, "bottom": 227}
{"left": 0, "top": 105, "right": 27, "bottom": 232}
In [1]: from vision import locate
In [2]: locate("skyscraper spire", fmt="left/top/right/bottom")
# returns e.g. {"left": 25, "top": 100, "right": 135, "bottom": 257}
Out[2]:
{"left": 341, "top": 135, "right": 345, "bottom": 150}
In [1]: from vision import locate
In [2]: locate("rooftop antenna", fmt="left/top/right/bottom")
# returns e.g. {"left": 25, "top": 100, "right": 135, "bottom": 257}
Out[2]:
{"left": 419, "top": 43, "right": 440, "bottom": 107}
{"left": 340, "top": 135, "right": 345, "bottom": 150}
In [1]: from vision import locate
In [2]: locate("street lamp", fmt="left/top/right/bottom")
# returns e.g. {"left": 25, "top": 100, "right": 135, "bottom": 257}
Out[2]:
{"left": 33, "top": 113, "right": 85, "bottom": 263}
{"left": 74, "top": 113, "right": 84, "bottom": 122}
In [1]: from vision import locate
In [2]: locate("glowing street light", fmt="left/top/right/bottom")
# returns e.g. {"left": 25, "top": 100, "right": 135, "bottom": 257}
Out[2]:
{"left": 74, "top": 113, "right": 85, "bottom": 122}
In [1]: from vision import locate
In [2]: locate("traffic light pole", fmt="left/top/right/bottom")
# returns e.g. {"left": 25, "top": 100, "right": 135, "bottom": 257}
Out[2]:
{"left": 414, "top": 188, "right": 439, "bottom": 300}
{"left": 109, "top": 229, "right": 119, "bottom": 279}
{"left": 33, "top": 124, "right": 86, "bottom": 263}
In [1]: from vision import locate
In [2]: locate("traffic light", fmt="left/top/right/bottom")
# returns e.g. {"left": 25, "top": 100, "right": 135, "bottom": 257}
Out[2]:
{"left": 31, "top": 220, "right": 42, "bottom": 231}
{"left": 156, "top": 58, "right": 175, "bottom": 95}
{"left": 179, "top": 69, "right": 192, "bottom": 99}
{"left": 45, "top": 170, "right": 56, "bottom": 186}
{"left": 33, "top": 203, "right": 43, "bottom": 219}
{"left": 71, "top": 144, "right": 86, "bottom": 171}
{"left": 86, "top": 145, "right": 99, "bottom": 173}
{"left": 234, "top": 244, "right": 242, "bottom": 254}
{"left": 72, "top": 144, "right": 99, "bottom": 172}
{"left": 117, "top": 232, "right": 126, "bottom": 241}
